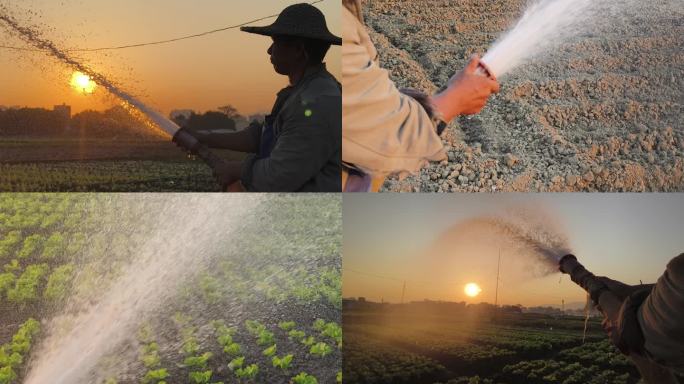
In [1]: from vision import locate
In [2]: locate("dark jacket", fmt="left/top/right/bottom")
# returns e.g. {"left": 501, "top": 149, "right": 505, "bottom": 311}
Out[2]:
{"left": 638, "top": 253, "right": 684, "bottom": 373}
{"left": 241, "top": 64, "right": 341, "bottom": 192}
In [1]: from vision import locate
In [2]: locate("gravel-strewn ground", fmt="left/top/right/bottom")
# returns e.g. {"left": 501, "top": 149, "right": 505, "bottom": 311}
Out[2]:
{"left": 363, "top": 0, "right": 683, "bottom": 192}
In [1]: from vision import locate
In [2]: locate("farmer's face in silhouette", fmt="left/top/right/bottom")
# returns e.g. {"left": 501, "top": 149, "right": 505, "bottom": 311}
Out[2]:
{"left": 268, "top": 36, "right": 304, "bottom": 76}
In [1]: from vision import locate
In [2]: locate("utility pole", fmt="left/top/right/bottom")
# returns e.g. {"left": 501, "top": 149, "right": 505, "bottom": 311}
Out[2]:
{"left": 495, "top": 248, "right": 501, "bottom": 308}
{"left": 493, "top": 249, "right": 501, "bottom": 322}
{"left": 400, "top": 280, "right": 406, "bottom": 304}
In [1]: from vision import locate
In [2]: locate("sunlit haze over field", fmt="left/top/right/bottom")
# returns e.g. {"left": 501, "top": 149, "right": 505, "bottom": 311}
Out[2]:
{"left": 344, "top": 194, "right": 684, "bottom": 307}
{"left": 0, "top": 0, "right": 341, "bottom": 115}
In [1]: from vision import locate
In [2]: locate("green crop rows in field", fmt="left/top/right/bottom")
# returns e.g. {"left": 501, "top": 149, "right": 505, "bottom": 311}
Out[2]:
{"left": 0, "top": 161, "right": 219, "bottom": 192}
{"left": 344, "top": 310, "right": 641, "bottom": 384}
{"left": 0, "top": 194, "right": 342, "bottom": 383}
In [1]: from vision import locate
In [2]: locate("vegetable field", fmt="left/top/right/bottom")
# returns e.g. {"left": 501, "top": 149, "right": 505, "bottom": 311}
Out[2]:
{"left": 343, "top": 307, "right": 642, "bottom": 384}
{"left": 0, "top": 161, "right": 219, "bottom": 192}
{"left": 0, "top": 138, "right": 247, "bottom": 191}
{"left": 0, "top": 194, "right": 342, "bottom": 383}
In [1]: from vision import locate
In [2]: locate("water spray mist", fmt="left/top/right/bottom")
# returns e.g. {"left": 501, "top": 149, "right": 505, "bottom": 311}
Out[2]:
{"left": 0, "top": 8, "right": 228, "bottom": 183}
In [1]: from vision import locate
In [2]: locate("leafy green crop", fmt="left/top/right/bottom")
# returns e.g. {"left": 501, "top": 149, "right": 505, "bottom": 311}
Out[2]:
{"left": 291, "top": 372, "right": 318, "bottom": 384}
{"left": 142, "top": 368, "right": 169, "bottom": 384}
{"left": 278, "top": 321, "right": 296, "bottom": 331}
{"left": 7, "top": 264, "right": 48, "bottom": 303}
{"left": 184, "top": 352, "right": 212, "bottom": 369}
{"left": 188, "top": 370, "right": 212, "bottom": 384}
{"left": 235, "top": 363, "right": 258, "bottom": 380}
{"left": 244, "top": 322, "right": 277, "bottom": 347}
{"left": 262, "top": 344, "right": 277, "bottom": 357}
{"left": 314, "top": 320, "right": 342, "bottom": 348}
{"left": 0, "top": 231, "right": 21, "bottom": 259}
{"left": 288, "top": 329, "right": 306, "bottom": 341}
{"left": 17, "top": 234, "right": 43, "bottom": 259}
{"left": 0, "top": 273, "right": 15, "bottom": 298}
{"left": 2, "top": 260, "right": 19, "bottom": 274}
{"left": 257, "top": 329, "right": 275, "bottom": 346}
{"left": 43, "top": 264, "right": 74, "bottom": 301}
{"left": 0, "top": 318, "right": 40, "bottom": 384}
{"left": 309, "top": 342, "right": 333, "bottom": 357}
{"left": 141, "top": 345, "right": 161, "bottom": 368}
{"left": 213, "top": 321, "right": 240, "bottom": 356}
{"left": 245, "top": 320, "right": 265, "bottom": 335}
{"left": 228, "top": 356, "right": 245, "bottom": 371}
{"left": 199, "top": 274, "right": 223, "bottom": 305}
{"left": 0, "top": 366, "right": 17, "bottom": 384}
{"left": 224, "top": 342, "right": 241, "bottom": 356}
{"left": 312, "top": 319, "right": 326, "bottom": 332}
{"left": 41, "top": 232, "right": 65, "bottom": 259}
{"left": 301, "top": 336, "right": 316, "bottom": 347}
{"left": 272, "top": 354, "right": 293, "bottom": 370}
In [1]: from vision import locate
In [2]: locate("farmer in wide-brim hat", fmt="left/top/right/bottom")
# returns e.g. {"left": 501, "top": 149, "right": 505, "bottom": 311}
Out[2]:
{"left": 176, "top": 3, "right": 341, "bottom": 192}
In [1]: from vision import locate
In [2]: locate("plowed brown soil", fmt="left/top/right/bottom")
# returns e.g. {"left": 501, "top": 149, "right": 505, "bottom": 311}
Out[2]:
{"left": 365, "top": 0, "right": 684, "bottom": 192}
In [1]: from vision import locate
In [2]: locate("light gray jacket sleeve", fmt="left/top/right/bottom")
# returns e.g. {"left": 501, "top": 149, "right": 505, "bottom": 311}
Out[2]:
{"left": 341, "top": 8, "right": 446, "bottom": 177}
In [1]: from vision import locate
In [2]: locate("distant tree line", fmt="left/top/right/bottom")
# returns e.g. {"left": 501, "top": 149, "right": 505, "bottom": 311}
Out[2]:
{"left": 343, "top": 298, "right": 525, "bottom": 314}
{"left": 0, "top": 104, "right": 258, "bottom": 139}
{"left": 170, "top": 104, "right": 265, "bottom": 133}
{"left": 0, "top": 106, "right": 159, "bottom": 139}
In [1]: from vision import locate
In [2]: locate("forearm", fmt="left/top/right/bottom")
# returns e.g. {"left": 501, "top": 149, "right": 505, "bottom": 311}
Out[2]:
{"left": 204, "top": 129, "right": 259, "bottom": 153}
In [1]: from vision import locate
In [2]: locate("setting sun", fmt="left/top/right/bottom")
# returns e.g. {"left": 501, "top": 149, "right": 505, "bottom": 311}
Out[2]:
{"left": 70, "top": 71, "right": 97, "bottom": 94}
{"left": 464, "top": 283, "right": 482, "bottom": 297}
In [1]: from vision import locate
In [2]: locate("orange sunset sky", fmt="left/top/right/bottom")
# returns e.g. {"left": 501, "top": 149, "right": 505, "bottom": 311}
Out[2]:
{"left": 0, "top": 0, "right": 341, "bottom": 115}
{"left": 344, "top": 194, "right": 684, "bottom": 308}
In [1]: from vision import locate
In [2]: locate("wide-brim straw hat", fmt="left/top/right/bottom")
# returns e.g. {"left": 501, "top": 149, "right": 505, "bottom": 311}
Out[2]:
{"left": 241, "top": 3, "right": 341, "bottom": 46}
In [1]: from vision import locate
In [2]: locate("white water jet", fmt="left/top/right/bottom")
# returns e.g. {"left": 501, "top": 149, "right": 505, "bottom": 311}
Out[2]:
{"left": 24, "top": 195, "right": 260, "bottom": 384}
{"left": 482, "top": 0, "right": 598, "bottom": 77}
{"left": 0, "top": 6, "right": 180, "bottom": 137}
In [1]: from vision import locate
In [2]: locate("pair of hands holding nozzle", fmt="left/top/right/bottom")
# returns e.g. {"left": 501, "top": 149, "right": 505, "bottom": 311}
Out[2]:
{"left": 595, "top": 276, "right": 653, "bottom": 354}
{"left": 172, "top": 128, "right": 243, "bottom": 191}
{"left": 431, "top": 55, "right": 500, "bottom": 123}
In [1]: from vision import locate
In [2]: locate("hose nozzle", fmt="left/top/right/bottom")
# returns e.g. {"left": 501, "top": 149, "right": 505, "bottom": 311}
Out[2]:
{"left": 559, "top": 254, "right": 579, "bottom": 274}
{"left": 558, "top": 254, "right": 608, "bottom": 305}
{"left": 172, "top": 128, "right": 201, "bottom": 154}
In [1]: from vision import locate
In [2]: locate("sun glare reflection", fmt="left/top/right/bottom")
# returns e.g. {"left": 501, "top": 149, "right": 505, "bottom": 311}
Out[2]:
{"left": 70, "top": 71, "right": 97, "bottom": 94}
{"left": 464, "top": 283, "right": 482, "bottom": 297}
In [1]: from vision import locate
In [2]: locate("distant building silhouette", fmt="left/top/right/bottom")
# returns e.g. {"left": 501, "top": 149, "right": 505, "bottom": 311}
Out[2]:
{"left": 53, "top": 104, "right": 71, "bottom": 131}
{"left": 53, "top": 103, "right": 71, "bottom": 120}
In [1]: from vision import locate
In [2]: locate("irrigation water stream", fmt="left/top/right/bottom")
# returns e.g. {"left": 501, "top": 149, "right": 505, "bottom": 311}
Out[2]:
{"left": 23, "top": 195, "right": 260, "bottom": 384}
{"left": 0, "top": 5, "right": 181, "bottom": 138}
{"left": 434, "top": 206, "right": 573, "bottom": 275}
{"left": 481, "top": 0, "right": 636, "bottom": 78}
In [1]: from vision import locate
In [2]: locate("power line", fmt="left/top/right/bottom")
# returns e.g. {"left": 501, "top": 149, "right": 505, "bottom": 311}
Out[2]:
{"left": 0, "top": 45, "right": 38, "bottom": 51}
{"left": 0, "top": 0, "right": 326, "bottom": 52}
{"left": 344, "top": 268, "right": 404, "bottom": 283}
